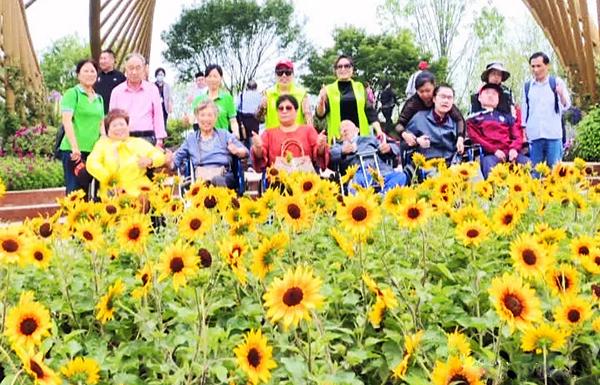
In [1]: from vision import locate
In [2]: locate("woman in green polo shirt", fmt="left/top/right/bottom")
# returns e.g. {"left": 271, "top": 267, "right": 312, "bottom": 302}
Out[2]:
{"left": 60, "top": 59, "right": 105, "bottom": 195}
{"left": 191, "top": 64, "right": 240, "bottom": 138}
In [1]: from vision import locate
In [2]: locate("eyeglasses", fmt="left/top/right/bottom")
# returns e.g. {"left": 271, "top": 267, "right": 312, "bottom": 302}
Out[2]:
{"left": 336, "top": 63, "right": 352, "bottom": 69}
{"left": 277, "top": 105, "right": 295, "bottom": 111}
{"left": 276, "top": 70, "right": 293, "bottom": 77}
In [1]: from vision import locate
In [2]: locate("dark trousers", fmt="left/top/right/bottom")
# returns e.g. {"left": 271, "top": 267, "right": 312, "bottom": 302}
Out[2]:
{"left": 382, "top": 107, "right": 394, "bottom": 132}
{"left": 61, "top": 150, "right": 91, "bottom": 196}
{"left": 238, "top": 112, "right": 260, "bottom": 148}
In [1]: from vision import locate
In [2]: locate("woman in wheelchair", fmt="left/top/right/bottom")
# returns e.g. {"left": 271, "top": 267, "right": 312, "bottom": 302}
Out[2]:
{"left": 171, "top": 100, "right": 248, "bottom": 188}
{"left": 331, "top": 120, "right": 406, "bottom": 193}
{"left": 404, "top": 85, "right": 465, "bottom": 178}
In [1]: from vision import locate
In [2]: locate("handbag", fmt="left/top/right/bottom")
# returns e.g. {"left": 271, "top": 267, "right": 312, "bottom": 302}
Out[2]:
{"left": 194, "top": 165, "right": 226, "bottom": 182}
{"left": 272, "top": 139, "right": 316, "bottom": 174}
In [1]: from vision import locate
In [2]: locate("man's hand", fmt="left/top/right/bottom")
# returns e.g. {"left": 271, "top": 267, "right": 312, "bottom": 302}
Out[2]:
{"left": 494, "top": 149, "right": 507, "bottom": 161}
{"left": 416, "top": 135, "right": 430, "bottom": 149}
{"left": 402, "top": 131, "right": 417, "bottom": 146}
{"left": 379, "top": 141, "right": 391, "bottom": 154}
{"left": 156, "top": 139, "right": 164, "bottom": 149}
{"left": 508, "top": 149, "right": 518, "bottom": 162}
{"left": 342, "top": 142, "right": 356, "bottom": 154}
{"left": 317, "top": 131, "right": 327, "bottom": 150}
{"left": 251, "top": 131, "right": 263, "bottom": 151}
{"left": 456, "top": 137, "right": 464, "bottom": 154}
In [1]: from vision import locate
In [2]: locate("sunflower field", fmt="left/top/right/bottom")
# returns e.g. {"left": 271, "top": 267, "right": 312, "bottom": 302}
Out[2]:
{"left": 0, "top": 160, "right": 598, "bottom": 385}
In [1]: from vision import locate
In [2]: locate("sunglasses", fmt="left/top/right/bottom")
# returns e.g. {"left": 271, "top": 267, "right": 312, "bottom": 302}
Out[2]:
{"left": 277, "top": 105, "right": 295, "bottom": 111}
{"left": 336, "top": 63, "right": 352, "bottom": 69}
{"left": 276, "top": 70, "right": 293, "bottom": 77}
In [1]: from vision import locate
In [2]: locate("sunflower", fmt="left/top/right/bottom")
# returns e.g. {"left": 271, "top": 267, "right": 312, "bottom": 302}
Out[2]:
{"left": 116, "top": 214, "right": 151, "bottom": 253}
{"left": 431, "top": 356, "right": 485, "bottom": 385}
{"left": 4, "top": 291, "right": 52, "bottom": 351}
{"left": 534, "top": 162, "right": 551, "bottom": 177}
{"left": 220, "top": 236, "right": 248, "bottom": 285}
{"left": 592, "top": 317, "right": 600, "bottom": 333}
{"left": 23, "top": 240, "right": 52, "bottom": 269}
{"left": 382, "top": 186, "right": 416, "bottom": 213}
{"left": 581, "top": 248, "right": 600, "bottom": 274}
{"left": 95, "top": 279, "right": 124, "bottom": 324}
{"left": 362, "top": 273, "right": 398, "bottom": 309}
{"left": 396, "top": 198, "right": 430, "bottom": 230}
{"left": 336, "top": 190, "right": 381, "bottom": 239}
{"left": 474, "top": 180, "right": 494, "bottom": 200}
{"left": 263, "top": 265, "right": 324, "bottom": 330}
{"left": 546, "top": 264, "right": 579, "bottom": 297}
{"left": 340, "top": 164, "right": 359, "bottom": 184}
{"left": 291, "top": 172, "right": 322, "bottom": 197}
{"left": 488, "top": 273, "right": 542, "bottom": 332}
{"left": 251, "top": 233, "right": 289, "bottom": 280}
{"left": 132, "top": 263, "right": 154, "bottom": 299}
{"left": 455, "top": 220, "right": 490, "bottom": 248}
{"left": 447, "top": 331, "right": 471, "bottom": 357}
{"left": 510, "top": 234, "right": 550, "bottom": 278}
{"left": 158, "top": 240, "right": 199, "bottom": 292}
{"left": 179, "top": 208, "right": 212, "bottom": 240}
{"left": 520, "top": 323, "right": 569, "bottom": 354}
{"left": 493, "top": 204, "right": 522, "bottom": 236}
{"left": 233, "top": 329, "right": 277, "bottom": 385}
{"left": 17, "top": 350, "right": 61, "bottom": 385}
{"left": 28, "top": 215, "right": 58, "bottom": 240}
{"left": 570, "top": 235, "right": 595, "bottom": 260}
{"left": 0, "top": 227, "right": 24, "bottom": 264}
{"left": 60, "top": 357, "right": 100, "bottom": 385}
{"left": 76, "top": 221, "right": 104, "bottom": 251}
{"left": 391, "top": 355, "right": 410, "bottom": 379}
{"left": 368, "top": 298, "right": 387, "bottom": 328}
{"left": 329, "top": 228, "right": 355, "bottom": 257}
{"left": 450, "top": 203, "right": 487, "bottom": 225}
{"left": 198, "top": 248, "right": 213, "bottom": 268}
{"left": 534, "top": 223, "right": 566, "bottom": 246}
{"left": 553, "top": 295, "right": 592, "bottom": 329}
{"left": 411, "top": 152, "right": 427, "bottom": 168}
{"left": 276, "top": 195, "right": 312, "bottom": 232}
{"left": 239, "top": 198, "right": 269, "bottom": 226}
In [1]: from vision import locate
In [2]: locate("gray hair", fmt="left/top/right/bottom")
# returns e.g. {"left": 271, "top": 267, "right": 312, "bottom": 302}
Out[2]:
{"left": 194, "top": 100, "right": 219, "bottom": 116}
{"left": 124, "top": 52, "right": 147, "bottom": 65}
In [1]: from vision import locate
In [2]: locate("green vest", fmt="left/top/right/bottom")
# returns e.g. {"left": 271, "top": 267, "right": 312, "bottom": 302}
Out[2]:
{"left": 325, "top": 80, "right": 369, "bottom": 142}
{"left": 265, "top": 83, "right": 307, "bottom": 129}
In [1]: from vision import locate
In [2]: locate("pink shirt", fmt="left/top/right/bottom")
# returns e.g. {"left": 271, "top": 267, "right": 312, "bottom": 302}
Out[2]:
{"left": 109, "top": 80, "right": 167, "bottom": 139}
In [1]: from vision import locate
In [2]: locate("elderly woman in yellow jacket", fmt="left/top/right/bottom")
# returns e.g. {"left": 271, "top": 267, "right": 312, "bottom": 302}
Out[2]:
{"left": 87, "top": 109, "right": 167, "bottom": 198}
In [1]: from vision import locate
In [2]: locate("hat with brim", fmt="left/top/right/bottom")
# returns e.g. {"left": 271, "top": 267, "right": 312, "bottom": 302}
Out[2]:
{"left": 69, "top": 158, "right": 93, "bottom": 186}
{"left": 481, "top": 62, "right": 510, "bottom": 82}
{"left": 479, "top": 82, "right": 503, "bottom": 96}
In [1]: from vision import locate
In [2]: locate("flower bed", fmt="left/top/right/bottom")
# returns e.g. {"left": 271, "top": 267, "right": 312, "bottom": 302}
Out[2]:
{"left": 0, "top": 161, "right": 598, "bottom": 385}
{"left": 0, "top": 156, "right": 63, "bottom": 191}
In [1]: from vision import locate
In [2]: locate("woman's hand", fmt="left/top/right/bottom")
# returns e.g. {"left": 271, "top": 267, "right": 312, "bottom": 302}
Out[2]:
{"left": 401, "top": 131, "right": 417, "bottom": 146}
{"left": 251, "top": 132, "right": 263, "bottom": 150}
{"left": 70, "top": 148, "right": 82, "bottom": 162}
{"left": 456, "top": 137, "right": 465, "bottom": 154}
{"left": 416, "top": 135, "right": 430, "bottom": 149}
{"left": 227, "top": 139, "right": 245, "bottom": 157}
{"left": 317, "top": 131, "right": 328, "bottom": 151}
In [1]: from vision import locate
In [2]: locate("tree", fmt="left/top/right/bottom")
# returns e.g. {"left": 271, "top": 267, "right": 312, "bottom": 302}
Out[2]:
{"left": 162, "top": 0, "right": 308, "bottom": 93}
{"left": 300, "top": 27, "right": 446, "bottom": 99}
{"left": 40, "top": 35, "right": 90, "bottom": 93}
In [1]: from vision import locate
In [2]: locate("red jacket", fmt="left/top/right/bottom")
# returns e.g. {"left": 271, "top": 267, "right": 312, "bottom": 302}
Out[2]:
{"left": 467, "top": 110, "right": 523, "bottom": 154}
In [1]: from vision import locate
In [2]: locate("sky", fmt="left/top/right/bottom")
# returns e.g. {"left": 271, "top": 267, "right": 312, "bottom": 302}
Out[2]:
{"left": 25, "top": 0, "right": 533, "bottom": 83}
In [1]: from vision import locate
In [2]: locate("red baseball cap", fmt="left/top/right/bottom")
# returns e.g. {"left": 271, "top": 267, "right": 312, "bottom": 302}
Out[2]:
{"left": 418, "top": 61, "right": 429, "bottom": 70}
{"left": 275, "top": 59, "right": 294, "bottom": 70}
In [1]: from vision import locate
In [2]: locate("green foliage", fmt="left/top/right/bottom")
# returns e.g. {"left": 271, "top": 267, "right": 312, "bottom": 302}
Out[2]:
{"left": 572, "top": 105, "right": 600, "bottom": 161}
{"left": 40, "top": 34, "right": 90, "bottom": 93}
{"left": 162, "top": 0, "right": 308, "bottom": 93}
{"left": 165, "top": 118, "right": 193, "bottom": 149}
{"left": 0, "top": 156, "right": 63, "bottom": 190}
{"left": 3, "top": 125, "right": 58, "bottom": 158}
{"left": 301, "top": 27, "right": 446, "bottom": 97}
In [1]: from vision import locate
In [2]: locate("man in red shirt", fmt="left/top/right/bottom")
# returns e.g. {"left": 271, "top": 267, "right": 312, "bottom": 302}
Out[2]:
{"left": 467, "top": 83, "right": 529, "bottom": 179}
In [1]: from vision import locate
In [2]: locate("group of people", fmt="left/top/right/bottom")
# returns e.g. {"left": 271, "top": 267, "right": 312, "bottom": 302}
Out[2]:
{"left": 58, "top": 49, "right": 570, "bottom": 202}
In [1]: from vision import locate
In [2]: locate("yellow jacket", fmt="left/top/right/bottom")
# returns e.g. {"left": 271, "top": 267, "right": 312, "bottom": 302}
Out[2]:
{"left": 87, "top": 137, "right": 165, "bottom": 198}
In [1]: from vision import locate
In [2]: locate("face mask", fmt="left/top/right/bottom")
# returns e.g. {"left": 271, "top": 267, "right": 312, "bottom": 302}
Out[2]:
{"left": 156, "top": 74, "right": 165, "bottom": 82}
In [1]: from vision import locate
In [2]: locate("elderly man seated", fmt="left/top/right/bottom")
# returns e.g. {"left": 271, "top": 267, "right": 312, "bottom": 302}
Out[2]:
{"left": 467, "top": 83, "right": 529, "bottom": 179}
{"left": 330, "top": 120, "right": 406, "bottom": 192}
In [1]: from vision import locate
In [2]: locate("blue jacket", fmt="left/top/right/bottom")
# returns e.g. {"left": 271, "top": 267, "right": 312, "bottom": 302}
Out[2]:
{"left": 174, "top": 129, "right": 245, "bottom": 170}
{"left": 406, "top": 109, "right": 458, "bottom": 162}
{"left": 330, "top": 136, "right": 400, "bottom": 176}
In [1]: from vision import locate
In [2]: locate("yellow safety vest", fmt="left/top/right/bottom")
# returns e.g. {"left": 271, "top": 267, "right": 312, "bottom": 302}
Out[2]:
{"left": 265, "top": 83, "right": 307, "bottom": 129}
{"left": 325, "top": 80, "right": 369, "bottom": 142}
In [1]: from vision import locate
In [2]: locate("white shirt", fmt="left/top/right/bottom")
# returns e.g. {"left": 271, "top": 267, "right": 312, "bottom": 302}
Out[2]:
{"left": 521, "top": 75, "right": 571, "bottom": 141}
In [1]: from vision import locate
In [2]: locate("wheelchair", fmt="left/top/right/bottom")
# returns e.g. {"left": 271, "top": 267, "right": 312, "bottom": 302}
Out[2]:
{"left": 176, "top": 156, "right": 245, "bottom": 198}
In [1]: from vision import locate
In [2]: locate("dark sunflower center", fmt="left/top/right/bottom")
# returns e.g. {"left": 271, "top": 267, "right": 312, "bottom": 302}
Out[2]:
{"left": 578, "top": 246, "right": 590, "bottom": 256}
{"left": 282, "top": 287, "right": 304, "bottom": 306}
{"left": 39, "top": 223, "right": 52, "bottom": 238}
{"left": 189, "top": 219, "right": 202, "bottom": 231}
{"left": 449, "top": 374, "right": 469, "bottom": 385}
{"left": 190, "top": 186, "right": 200, "bottom": 196}
{"left": 351, "top": 206, "right": 368, "bottom": 221}
{"left": 591, "top": 283, "right": 600, "bottom": 298}
{"left": 141, "top": 273, "right": 149, "bottom": 286}
{"left": 82, "top": 231, "right": 94, "bottom": 241}
{"left": 128, "top": 227, "right": 141, "bottom": 241}
{"left": 247, "top": 348, "right": 261, "bottom": 368}
{"left": 269, "top": 168, "right": 279, "bottom": 177}
{"left": 466, "top": 229, "right": 479, "bottom": 238}
{"left": 29, "top": 360, "right": 45, "bottom": 379}
{"left": 33, "top": 251, "right": 44, "bottom": 261}
{"left": 514, "top": 185, "right": 522, "bottom": 192}
{"left": 303, "top": 181, "right": 313, "bottom": 192}
{"left": 170, "top": 257, "right": 184, "bottom": 273}
{"left": 287, "top": 204, "right": 301, "bottom": 219}
{"left": 105, "top": 205, "right": 117, "bottom": 214}
{"left": 2, "top": 239, "right": 18, "bottom": 253}
{"left": 567, "top": 309, "right": 581, "bottom": 323}
{"left": 554, "top": 274, "right": 570, "bottom": 290}
{"left": 502, "top": 214, "right": 513, "bottom": 225}
{"left": 198, "top": 248, "right": 212, "bottom": 268}
{"left": 19, "top": 317, "right": 38, "bottom": 335}
{"left": 231, "top": 198, "right": 240, "bottom": 209}
{"left": 522, "top": 249, "right": 537, "bottom": 265}
{"left": 407, "top": 207, "right": 420, "bottom": 219}
{"left": 559, "top": 168, "right": 567, "bottom": 177}
{"left": 503, "top": 294, "right": 523, "bottom": 317}
{"left": 204, "top": 196, "right": 217, "bottom": 209}
{"left": 440, "top": 184, "right": 448, "bottom": 194}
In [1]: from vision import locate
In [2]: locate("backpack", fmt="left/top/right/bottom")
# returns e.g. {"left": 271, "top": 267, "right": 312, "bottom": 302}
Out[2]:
{"left": 524, "top": 75, "right": 559, "bottom": 123}
{"left": 53, "top": 89, "right": 80, "bottom": 159}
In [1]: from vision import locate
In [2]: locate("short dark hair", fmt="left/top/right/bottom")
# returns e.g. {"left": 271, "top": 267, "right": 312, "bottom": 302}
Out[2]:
{"left": 433, "top": 84, "right": 454, "bottom": 97}
{"left": 529, "top": 51, "right": 550, "bottom": 65}
{"left": 276, "top": 94, "right": 298, "bottom": 110}
{"left": 101, "top": 49, "right": 115, "bottom": 57}
{"left": 155, "top": 67, "right": 166, "bottom": 76}
{"left": 247, "top": 79, "right": 258, "bottom": 90}
{"left": 415, "top": 71, "right": 436, "bottom": 90}
{"left": 205, "top": 64, "right": 223, "bottom": 77}
{"left": 195, "top": 71, "right": 205, "bottom": 78}
{"left": 334, "top": 55, "right": 354, "bottom": 69}
{"left": 105, "top": 108, "right": 129, "bottom": 127}
{"left": 75, "top": 59, "right": 98, "bottom": 74}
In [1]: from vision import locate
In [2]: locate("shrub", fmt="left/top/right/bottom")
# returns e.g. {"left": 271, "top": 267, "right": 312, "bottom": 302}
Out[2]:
{"left": 0, "top": 156, "right": 63, "bottom": 190}
{"left": 572, "top": 105, "right": 600, "bottom": 161}
{"left": 3, "top": 125, "right": 58, "bottom": 158}
{"left": 165, "top": 118, "right": 192, "bottom": 149}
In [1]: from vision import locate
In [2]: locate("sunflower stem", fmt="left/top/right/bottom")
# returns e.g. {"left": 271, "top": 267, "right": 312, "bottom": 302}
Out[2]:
{"left": 470, "top": 247, "right": 483, "bottom": 348}
{"left": 0, "top": 343, "right": 19, "bottom": 374}
{"left": 0, "top": 266, "right": 11, "bottom": 333}
{"left": 8, "top": 368, "right": 22, "bottom": 385}
{"left": 306, "top": 322, "right": 312, "bottom": 375}
{"left": 51, "top": 263, "right": 80, "bottom": 330}
{"left": 493, "top": 324, "right": 504, "bottom": 385}
{"left": 543, "top": 344, "right": 548, "bottom": 385}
